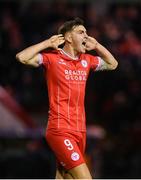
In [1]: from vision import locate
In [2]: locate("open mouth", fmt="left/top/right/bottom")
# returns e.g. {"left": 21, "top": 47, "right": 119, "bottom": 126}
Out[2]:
{"left": 82, "top": 41, "right": 86, "bottom": 50}
{"left": 82, "top": 42, "right": 86, "bottom": 46}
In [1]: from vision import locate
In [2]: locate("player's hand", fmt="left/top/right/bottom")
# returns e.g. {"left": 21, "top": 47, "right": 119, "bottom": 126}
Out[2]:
{"left": 85, "top": 36, "right": 98, "bottom": 51}
{"left": 47, "top": 34, "right": 65, "bottom": 49}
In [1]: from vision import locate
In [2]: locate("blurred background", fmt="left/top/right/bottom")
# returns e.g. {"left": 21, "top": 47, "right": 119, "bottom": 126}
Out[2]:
{"left": 0, "top": 0, "right": 141, "bottom": 178}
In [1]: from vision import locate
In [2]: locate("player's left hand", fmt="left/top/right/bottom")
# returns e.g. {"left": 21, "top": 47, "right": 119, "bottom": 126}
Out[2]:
{"left": 85, "top": 36, "right": 98, "bottom": 51}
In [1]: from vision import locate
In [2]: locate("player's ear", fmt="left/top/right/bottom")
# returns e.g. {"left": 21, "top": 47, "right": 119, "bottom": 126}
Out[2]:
{"left": 65, "top": 32, "right": 72, "bottom": 43}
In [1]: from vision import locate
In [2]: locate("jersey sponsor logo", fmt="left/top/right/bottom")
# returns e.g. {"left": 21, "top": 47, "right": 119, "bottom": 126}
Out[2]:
{"left": 81, "top": 60, "right": 88, "bottom": 68}
{"left": 71, "top": 152, "right": 80, "bottom": 161}
{"left": 64, "top": 69, "right": 87, "bottom": 81}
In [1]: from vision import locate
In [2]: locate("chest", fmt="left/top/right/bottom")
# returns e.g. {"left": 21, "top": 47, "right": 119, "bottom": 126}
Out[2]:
{"left": 45, "top": 57, "right": 90, "bottom": 85}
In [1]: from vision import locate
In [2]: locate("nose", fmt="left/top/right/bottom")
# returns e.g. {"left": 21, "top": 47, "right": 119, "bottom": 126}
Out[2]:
{"left": 85, "top": 33, "right": 88, "bottom": 38}
{"left": 84, "top": 36, "right": 88, "bottom": 43}
{"left": 84, "top": 33, "right": 88, "bottom": 39}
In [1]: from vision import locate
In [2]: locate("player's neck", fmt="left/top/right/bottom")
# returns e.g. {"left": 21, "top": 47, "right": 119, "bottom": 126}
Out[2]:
{"left": 62, "top": 45, "right": 79, "bottom": 60}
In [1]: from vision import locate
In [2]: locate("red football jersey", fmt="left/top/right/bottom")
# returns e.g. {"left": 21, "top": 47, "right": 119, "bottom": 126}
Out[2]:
{"left": 40, "top": 49, "right": 102, "bottom": 132}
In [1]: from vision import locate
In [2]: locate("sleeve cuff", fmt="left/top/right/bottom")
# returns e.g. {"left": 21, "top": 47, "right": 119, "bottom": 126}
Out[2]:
{"left": 95, "top": 56, "right": 106, "bottom": 71}
{"left": 38, "top": 53, "right": 43, "bottom": 65}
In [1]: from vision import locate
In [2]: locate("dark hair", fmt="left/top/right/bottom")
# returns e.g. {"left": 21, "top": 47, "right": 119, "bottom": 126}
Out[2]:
{"left": 58, "top": 17, "right": 84, "bottom": 35}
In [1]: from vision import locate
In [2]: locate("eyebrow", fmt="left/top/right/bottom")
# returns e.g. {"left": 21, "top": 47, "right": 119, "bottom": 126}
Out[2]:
{"left": 77, "top": 29, "right": 87, "bottom": 33}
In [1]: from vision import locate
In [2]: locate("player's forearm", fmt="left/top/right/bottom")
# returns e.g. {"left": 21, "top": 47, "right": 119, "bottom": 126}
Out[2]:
{"left": 16, "top": 40, "right": 50, "bottom": 63}
{"left": 95, "top": 43, "right": 118, "bottom": 70}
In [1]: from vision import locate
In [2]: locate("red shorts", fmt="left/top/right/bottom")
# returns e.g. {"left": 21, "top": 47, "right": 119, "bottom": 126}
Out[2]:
{"left": 45, "top": 129, "right": 86, "bottom": 170}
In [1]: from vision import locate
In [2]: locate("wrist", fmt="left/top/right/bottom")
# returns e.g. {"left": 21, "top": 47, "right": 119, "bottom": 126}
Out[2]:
{"left": 94, "top": 42, "right": 99, "bottom": 50}
{"left": 42, "top": 39, "right": 51, "bottom": 48}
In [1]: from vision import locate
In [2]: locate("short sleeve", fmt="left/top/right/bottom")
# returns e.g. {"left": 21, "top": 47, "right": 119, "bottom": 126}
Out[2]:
{"left": 38, "top": 52, "right": 49, "bottom": 68}
{"left": 90, "top": 56, "right": 108, "bottom": 71}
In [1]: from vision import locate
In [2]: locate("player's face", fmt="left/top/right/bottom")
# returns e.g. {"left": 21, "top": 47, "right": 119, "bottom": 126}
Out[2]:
{"left": 70, "top": 25, "right": 88, "bottom": 53}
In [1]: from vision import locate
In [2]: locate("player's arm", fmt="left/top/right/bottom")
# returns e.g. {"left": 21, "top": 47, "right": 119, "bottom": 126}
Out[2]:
{"left": 86, "top": 36, "right": 118, "bottom": 70}
{"left": 16, "top": 34, "right": 65, "bottom": 67}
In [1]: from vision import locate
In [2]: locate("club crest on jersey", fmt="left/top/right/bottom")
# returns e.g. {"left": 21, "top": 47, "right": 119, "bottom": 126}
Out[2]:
{"left": 81, "top": 60, "right": 87, "bottom": 68}
{"left": 71, "top": 152, "right": 80, "bottom": 161}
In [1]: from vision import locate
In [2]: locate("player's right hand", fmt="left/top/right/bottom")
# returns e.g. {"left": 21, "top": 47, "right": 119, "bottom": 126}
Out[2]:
{"left": 46, "top": 34, "right": 65, "bottom": 49}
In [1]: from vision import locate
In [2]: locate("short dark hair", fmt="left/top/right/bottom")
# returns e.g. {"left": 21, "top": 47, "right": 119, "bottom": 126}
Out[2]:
{"left": 58, "top": 17, "right": 84, "bottom": 36}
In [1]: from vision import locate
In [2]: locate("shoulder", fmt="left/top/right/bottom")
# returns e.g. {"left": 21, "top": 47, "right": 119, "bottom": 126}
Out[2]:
{"left": 40, "top": 49, "right": 59, "bottom": 62}
{"left": 39, "top": 49, "right": 60, "bottom": 67}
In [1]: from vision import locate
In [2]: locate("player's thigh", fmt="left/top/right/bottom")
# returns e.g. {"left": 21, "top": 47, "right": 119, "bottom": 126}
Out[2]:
{"left": 56, "top": 168, "right": 73, "bottom": 179}
{"left": 55, "top": 169, "right": 64, "bottom": 179}
{"left": 46, "top": 130, "right": 85, "bottom": 170}
{"left": 68, "top": 163, "right": 92, "bottom": 179}
{"left": 56, "top": 165, "right": 91, "bottom": 179}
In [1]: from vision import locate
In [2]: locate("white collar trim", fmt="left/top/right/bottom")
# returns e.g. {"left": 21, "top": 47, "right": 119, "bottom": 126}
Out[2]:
{"left": 60, "top": 49, "right": 79, "bottom": 60}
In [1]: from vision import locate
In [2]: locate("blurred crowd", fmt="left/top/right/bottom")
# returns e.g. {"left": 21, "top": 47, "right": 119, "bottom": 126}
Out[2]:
{"left": 0, "top": 0, "right": 141, "bottom": 178}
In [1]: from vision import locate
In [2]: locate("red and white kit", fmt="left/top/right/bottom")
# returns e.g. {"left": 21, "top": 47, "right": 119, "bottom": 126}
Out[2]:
{"left": 39, "top": 49, "right": 104, "bottom": 169}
